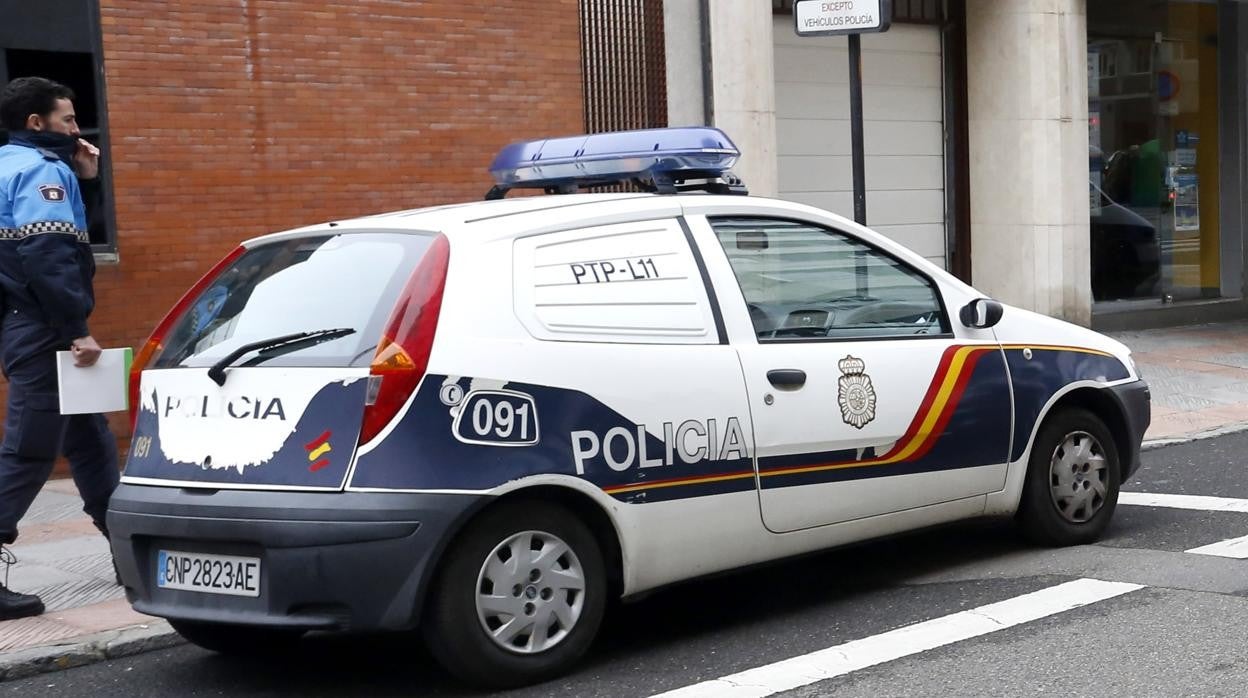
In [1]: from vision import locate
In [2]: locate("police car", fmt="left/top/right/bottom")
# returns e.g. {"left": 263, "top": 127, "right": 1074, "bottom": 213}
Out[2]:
{"left": 108, "top": 127, "right": 1150, "bottom": 688}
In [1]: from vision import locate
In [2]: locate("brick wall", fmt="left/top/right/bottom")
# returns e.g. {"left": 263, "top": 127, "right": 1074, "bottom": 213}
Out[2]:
{"left": 74, "top": 1, "right": 584, "bottom": 455}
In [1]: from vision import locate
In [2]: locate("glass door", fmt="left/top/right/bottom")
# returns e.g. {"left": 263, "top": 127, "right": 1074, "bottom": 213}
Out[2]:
{"left": 1088, "top": 0, "right": 1222, "bottom": 304}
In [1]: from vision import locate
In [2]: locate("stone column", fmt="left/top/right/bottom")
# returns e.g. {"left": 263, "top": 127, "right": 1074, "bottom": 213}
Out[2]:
{"left": 966, "top": 0, "right": 1092, "bottom": 325}
{"left": 663, "top": 0, "right": 705, "bottom": 127}
{"left": 707, "top": 1, "right": 779, "bottom": 197}
{"left": 662, "top": 1, "right": 777, "bottom": 196}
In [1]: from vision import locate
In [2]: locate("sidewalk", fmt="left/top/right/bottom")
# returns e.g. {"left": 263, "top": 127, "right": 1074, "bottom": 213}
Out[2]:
{"left": 1, "top": 320, "right": 1247, "bottom": 680}
{"left": 0, "top": 479, "right": 177, "bottom": 680}
{"left": 1108, "top": 319, "right": 1248, "bottom": 444}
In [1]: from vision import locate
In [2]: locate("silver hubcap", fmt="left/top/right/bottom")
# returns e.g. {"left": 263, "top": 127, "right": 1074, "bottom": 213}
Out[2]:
{"left": 1048, "top": 430, "right": 1109, "bottom": 523}
{"left": 474, "top": 530, "right": 586, "bottom": 655}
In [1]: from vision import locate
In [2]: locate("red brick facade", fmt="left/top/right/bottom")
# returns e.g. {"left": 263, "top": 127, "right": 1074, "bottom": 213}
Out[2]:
{"left": 83, "top": 1, "right": 584, "bottom": 445}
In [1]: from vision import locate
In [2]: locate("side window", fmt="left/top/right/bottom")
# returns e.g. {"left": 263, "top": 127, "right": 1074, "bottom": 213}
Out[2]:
{"left": 710, "top": 217, "right": 949, "bottom": 341}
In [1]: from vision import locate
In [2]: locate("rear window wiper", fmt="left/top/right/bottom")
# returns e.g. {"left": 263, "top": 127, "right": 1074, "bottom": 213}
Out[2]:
{"left": 207, "top": 328, "right": 357, "bottom": 386}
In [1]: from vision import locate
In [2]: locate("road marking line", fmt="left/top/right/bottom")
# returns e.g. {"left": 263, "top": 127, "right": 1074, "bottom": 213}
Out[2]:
{"left": 1120, "top": 493, "right": 1248, "bottom": 559}
{"left": 1186, "top": 535, "right": 1248, "bottom": 558}
{"left": 648, "top": 578, "right": 1143, "bottom": 698}
{"left": 1119, "top": 492, "right": 1248, "bottom": 513}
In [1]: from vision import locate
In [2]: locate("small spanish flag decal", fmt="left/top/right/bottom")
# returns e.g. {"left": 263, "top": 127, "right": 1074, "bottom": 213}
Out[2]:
{"left": 305, "top": 430, "right": 333, "bottom": 472}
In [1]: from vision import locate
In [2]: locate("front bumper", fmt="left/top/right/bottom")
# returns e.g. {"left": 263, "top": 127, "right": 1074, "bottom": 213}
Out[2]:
{"left": 107, "top": 484, "right": 485, "bottom": 631}
{"left": 1108, "top": 379, "right": 1151, "bottom": 480}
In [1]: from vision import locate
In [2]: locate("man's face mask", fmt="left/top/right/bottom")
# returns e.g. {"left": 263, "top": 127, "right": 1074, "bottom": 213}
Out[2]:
{"left": 10, "top": 129, "right": 79, "bottom": 167}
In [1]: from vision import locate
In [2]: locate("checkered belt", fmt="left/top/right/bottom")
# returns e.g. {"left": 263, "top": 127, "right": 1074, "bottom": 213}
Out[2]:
{"left": 0, "top": 221, "right": 90, "bottom": 244}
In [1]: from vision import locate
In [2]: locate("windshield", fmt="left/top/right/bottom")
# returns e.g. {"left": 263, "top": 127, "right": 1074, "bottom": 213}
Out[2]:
{"left": 153, "top": 232, "right": 436, "bottom": 369}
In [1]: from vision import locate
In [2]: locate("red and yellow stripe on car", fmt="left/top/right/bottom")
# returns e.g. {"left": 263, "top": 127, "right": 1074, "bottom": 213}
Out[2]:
{"left": 602, "top": 343, "right": 1124, "bottom": 497}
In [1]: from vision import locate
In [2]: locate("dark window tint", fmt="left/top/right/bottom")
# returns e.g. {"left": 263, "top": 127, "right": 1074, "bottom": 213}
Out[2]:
{"left": 710, "top": 217, "right": 948, "bottom": 341}
{"left": 153, "top": 232, "right": 435, "bottom": 369}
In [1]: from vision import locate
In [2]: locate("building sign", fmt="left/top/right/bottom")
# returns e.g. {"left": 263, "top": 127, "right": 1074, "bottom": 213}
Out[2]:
{"left": 793, "top": 0, "right": 891, "bottom": 37}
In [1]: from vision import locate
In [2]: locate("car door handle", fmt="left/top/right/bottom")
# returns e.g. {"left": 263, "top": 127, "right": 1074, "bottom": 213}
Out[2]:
{"left": 767, "top": 369, "right": 807, "bottom": 390}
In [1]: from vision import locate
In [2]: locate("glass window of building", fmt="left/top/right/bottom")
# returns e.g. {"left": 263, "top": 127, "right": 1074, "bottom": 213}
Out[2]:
{"left": 1088, "top": 0, "right": 1222, "bottom": 304}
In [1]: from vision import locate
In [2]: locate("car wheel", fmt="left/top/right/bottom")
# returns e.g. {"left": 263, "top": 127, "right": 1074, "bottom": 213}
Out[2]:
{"left": 1017, "top": 407, "right": 1121, "bottom": 546}
{"left": 169, "top": 619, "right": 304, "bottom": 655}
{"left": 423, "top": 500, "right": 606, "bottom": 688}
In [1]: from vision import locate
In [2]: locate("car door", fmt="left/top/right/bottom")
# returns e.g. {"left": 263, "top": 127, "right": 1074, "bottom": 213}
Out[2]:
{"left": 690, "top": 215, "right": 1012, "bottom": 533}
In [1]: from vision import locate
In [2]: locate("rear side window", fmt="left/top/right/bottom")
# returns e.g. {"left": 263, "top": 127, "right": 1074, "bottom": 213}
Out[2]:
{"left": 512, "top": 218, "right": 720, "bottom": 344}
{"left": 153, "top": 232, "right": 435, "bottom": 368}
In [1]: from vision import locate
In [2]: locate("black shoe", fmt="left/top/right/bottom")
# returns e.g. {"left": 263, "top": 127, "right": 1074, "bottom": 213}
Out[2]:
{"left": 0, "top": 583, "right": 43, "bottom": 620}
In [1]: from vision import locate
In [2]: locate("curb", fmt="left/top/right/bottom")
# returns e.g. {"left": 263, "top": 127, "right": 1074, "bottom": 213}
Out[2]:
{"left": 0, "top": 621, "right": 183, "bottom": 682}
{"left": 1142, "top": 421, "right": 1248, "bottom": 452}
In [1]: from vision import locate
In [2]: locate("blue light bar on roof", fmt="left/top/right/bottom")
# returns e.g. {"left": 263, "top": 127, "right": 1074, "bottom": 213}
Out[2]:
{"left": 485, "top": 127, "right": 746, "bottom": 199}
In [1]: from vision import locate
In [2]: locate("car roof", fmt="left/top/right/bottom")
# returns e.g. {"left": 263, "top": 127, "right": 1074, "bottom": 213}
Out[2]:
{"left": 243, "top": 192, "right": 865, "bottom": 245}
{"left": 246, "top": 193, "right": 660, "bottom": 245}
{"left": 239, "top": 191, "right": 979, "bottom": 298}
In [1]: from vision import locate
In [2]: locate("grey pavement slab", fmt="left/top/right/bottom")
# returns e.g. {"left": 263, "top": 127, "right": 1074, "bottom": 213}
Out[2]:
{"left": 15, "top": 536, "right": 111, "bottom": 565}
{"left": 1143, "top": 373, "right": 1248, "bottom": 394}
{"left": 1153, "top": 393, "right": 1223, "bottom": 411}
{"left": 36, "top": 578, "right": 125, "bottom": 614}
{"left": 3, "top": 562, "right": 83, "bottom": 591}
{"left": 17, "top": 493, "right": 87, "bottom": 525}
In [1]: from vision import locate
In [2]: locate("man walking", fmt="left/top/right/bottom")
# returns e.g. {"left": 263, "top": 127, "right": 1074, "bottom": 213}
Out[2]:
{"left": 0, "top": 76, "right": 118, "bottom": 619}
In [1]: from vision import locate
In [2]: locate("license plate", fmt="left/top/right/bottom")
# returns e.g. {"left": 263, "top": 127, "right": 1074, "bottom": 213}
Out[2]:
{"left": 156, "top": 550, "right": 261, "bottom": 597}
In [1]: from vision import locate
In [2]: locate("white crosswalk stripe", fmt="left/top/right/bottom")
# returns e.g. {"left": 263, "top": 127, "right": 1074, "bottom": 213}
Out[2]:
{"left": 1119, "top": 492, "right": 1248, "bottom": 513}
{"left": 1186, "top": 535, "right": 1248, "bottom": 559}
{"left": 1121, "top": 492, "right": 1248, "bottom": 558}
{"left": 649, "top": 578, "right": 1144, "bottom": 698}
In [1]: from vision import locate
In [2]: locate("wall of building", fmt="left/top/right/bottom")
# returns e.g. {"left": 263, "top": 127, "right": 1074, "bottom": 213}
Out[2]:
{"left": 773, "top": 20, "right": 948, "bottom": 268}
{"left": 84, "top": 0, "right": 585, "bottom": 444}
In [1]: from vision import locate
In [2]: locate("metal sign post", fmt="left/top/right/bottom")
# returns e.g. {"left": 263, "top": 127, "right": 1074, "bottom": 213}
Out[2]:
{"left": 848, "top": 33, "right": 866, "bottom": 225}
{"left": 793, "top": 0, "right": 892, "bottom": 226}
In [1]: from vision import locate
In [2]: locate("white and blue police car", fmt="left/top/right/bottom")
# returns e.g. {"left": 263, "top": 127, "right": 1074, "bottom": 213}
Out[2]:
{"left": 108, "top": 127, "right": 1150, "bottom": 688}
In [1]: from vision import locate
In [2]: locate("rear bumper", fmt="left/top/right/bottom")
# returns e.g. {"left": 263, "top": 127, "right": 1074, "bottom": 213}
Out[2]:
{"left": 1107, "top": 379, "right": 1151, "bottom": 481}
{"left": 106, "top": 484, "right": 486, "bottom": 631}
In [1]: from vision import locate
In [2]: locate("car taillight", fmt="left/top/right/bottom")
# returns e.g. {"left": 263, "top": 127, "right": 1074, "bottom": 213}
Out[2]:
{"left": 358, "top": 234, "right": 450, "bottom": 446}
{"left": 128, "top": 246, "right": 247, "bottom": 432}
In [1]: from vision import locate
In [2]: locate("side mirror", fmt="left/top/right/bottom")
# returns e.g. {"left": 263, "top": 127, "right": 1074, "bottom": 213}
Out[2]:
{"left": 959, "top": 298, "right": 1004, "bottom": 329}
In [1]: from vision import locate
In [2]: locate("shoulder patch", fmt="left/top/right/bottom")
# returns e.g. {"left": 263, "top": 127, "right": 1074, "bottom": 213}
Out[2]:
{"left": 38, "top": 184, "right": 67, "bottom": 203}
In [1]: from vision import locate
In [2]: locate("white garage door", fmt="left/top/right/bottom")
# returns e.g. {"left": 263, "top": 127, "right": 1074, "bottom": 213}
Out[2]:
{"left": 773, "top": 19, "right": 947, "bottom": 269}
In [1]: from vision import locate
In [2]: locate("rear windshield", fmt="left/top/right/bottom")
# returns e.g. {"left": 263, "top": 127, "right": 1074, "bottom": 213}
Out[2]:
{"left": 153, "top": 232, "right": 436, "bottom": 369}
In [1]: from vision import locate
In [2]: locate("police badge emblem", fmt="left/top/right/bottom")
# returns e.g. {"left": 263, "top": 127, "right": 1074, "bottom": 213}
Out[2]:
{"left": 837, "top": 355, "right": 876, "bottom": 429}
{"left": 38, "top": 184, "right": 66, "bottom": 203}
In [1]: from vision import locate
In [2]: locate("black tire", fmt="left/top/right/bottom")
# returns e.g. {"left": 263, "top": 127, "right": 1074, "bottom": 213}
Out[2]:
{"left": 423, "top": 501, "right": 607, "bottom": 689}
{"left": 170, "top": 619, "right": 304, "bottom": 656}
{"left": 1017, "top": 407, "right": 1121, "bottom": 546}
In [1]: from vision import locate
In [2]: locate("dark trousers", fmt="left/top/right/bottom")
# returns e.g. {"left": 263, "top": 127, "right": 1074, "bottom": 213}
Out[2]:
{"left": 0, "top": 349, "right": 119, "bottom": 545}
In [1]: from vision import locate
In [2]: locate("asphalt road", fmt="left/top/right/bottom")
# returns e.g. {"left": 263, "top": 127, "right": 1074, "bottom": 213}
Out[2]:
{"left": 9, "top": 430, "right": 1248, "bottom": 697}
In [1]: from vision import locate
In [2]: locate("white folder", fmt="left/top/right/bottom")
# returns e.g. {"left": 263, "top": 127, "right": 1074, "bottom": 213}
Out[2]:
{"left": 56, "top": 347, "right": 133, "bottom": 415}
